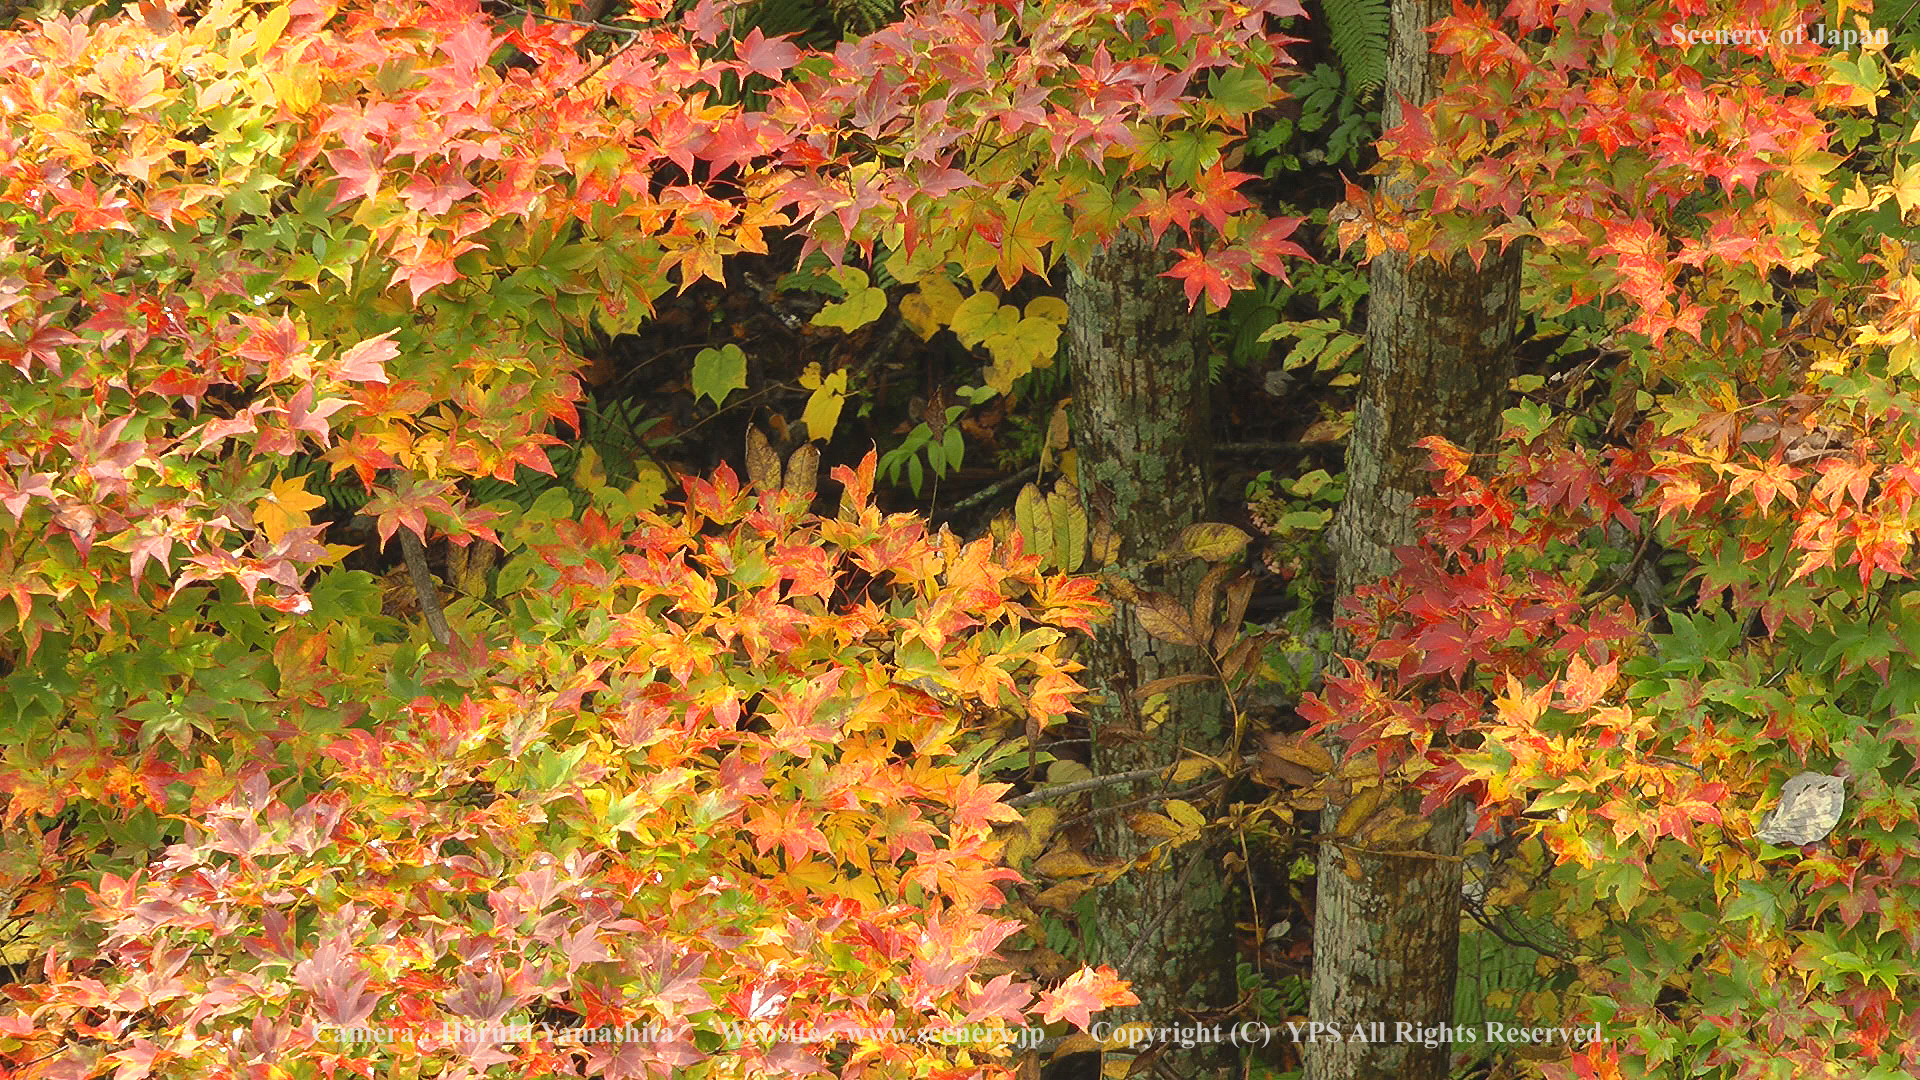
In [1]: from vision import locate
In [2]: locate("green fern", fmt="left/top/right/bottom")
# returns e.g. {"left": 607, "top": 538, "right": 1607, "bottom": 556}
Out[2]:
{"left": 470, "top": 396, "right": 661, "bottom": 507}
{"left": 292, "top": 459, "right": 375, "bottom": 512}
{"left": 1320, "top": 0, "right": 1388, "bottom": 101}
{"left": 728, "top": 0, "right": 895, "bottom": 54}
{"left": 733, "top": 0, "right": 836, "bottom": 47}
{"left": 823, "top": 0, "right": 897, "bottom": 34}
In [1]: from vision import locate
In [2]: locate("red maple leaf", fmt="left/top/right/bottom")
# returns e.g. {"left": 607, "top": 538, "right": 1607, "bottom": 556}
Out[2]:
{"left": 1164, "top": 245, "right": 1250, "bottom": 309}
{"left": 1189, "top": 164, "right": 1254, "bottom": 232}
{"left": 947, "top": 774, "right": 1019, "bottom": 830}
{"left": 335, "top": 331, "right": 397, "bottom": 384}
{"left": 236, "top": 313, "right": 309, "bottom": 382}
{"left": 1132, "top": 187, "right": 1196, "bottom": 242}
{"left": 1248, "top": 215, "right": 1308, "bottom": 278}
{"left": 270, "top": 384, "right": 350, "bottom": 453}
{"left": 322, "top": 146, "right": 381, "bottom": 206}
{"left": 961, "top": 973, "right": 1034, "bottom": 1025}
{"left": 737, "top": 27, "right": 799, "bottom": 82}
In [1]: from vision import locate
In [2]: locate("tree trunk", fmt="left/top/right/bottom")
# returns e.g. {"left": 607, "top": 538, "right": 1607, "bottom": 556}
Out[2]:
{"left": 1065, "top": 229, "right": 1235, "bottom": 1073}
{"left": 1307, "top": 0, "right": 1523, "bottom": 1076}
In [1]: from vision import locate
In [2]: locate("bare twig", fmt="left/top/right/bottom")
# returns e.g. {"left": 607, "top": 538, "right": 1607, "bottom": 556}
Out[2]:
{"left": 1053, "top": 772, "right": 1242, "bottom": 830}
{"left": 1006, "top": 765, "right": 1169, "bottom": 807}
{"left": 1583, "top": 524, "right": 1655, "bottom": 613}
{"left": 1464, "top": 905, "right": 1576, "bottom": 965}
{"left": 1317, "top": 835, "right": 1465, "bottom": 863}
{"left": 1214, "top": 440, "right": 1348, "bottom": 456}
{"left": 1121, "top": 851, "right": 1207, "bottom": 970}
{"left": 495, "top": 1, "right": 639, "bottom": 35}
{"left": 937, "top": 471, "right": 1027, "bottom": 522}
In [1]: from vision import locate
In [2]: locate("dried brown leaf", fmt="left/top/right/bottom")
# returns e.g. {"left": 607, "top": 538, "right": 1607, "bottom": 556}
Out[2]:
{"left": 745, "top": 425, "right": 782, "bottom": 493}
{"left": 1134, "top": 589, "right": 1202, "bottom": 648}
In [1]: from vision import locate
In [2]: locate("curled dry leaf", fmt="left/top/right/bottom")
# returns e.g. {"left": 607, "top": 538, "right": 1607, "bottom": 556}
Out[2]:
{"left": 1259, "top": 732, "right": 1335, "bottom": 773}
{"left": 1190, "top": 561, "right": 1232, "bottom": 637}
{"left": 1089, "top": 514, "right": 1122, "bottom": 565}
{"left": 1134, "top": 673, "right": 1215, "bottom": 699}
{"left": 1334, "top": 786, "right": 1386, "bottom": 837}
{"left": 1033, "top": 879, "right": 1096, "bottom": 913}
{"left": 1033, "top": 850, "right": 1105, "bottom": 878}
{"left": 1127, "top": 812, "right": 1184, "bottom": 839}
{"left": 1168, "top": 756, "right": 1218, "bottom": 785}
{"left": 1362, "top": 809, "right": 1432, "bottom": 849}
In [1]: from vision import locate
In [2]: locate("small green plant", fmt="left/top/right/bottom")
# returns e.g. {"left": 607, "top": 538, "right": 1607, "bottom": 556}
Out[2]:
{"left": 878, "top": 406, "right": 967, "bottom": 495}
{"left": 1247, "top": 467, "right": 1344, "bottom": 696}
{"left": 1259, "top": 317, "right": 1364, "bottom": 385}
{"left": 1238, "top": 960, "right": 1309, "bottom": 1079}
{"left": 1210, "top": 220, "right": 1369, "bottom": 390}
{"left": 1237, "top": 960, "right": 1309, "bottom": 1025}
{"left": 1243, "top": 63, "right": 1380, "bottom": 177}
{"left": 1248, "top": 468, "right": 1342, "bottom": 551}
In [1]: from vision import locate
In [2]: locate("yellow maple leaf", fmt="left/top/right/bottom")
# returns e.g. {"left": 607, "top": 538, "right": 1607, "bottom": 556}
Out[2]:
{"left": 256, "top": 473, "right": 326, "bottom": 543}
{"left": 1890, "top": 162, "right": 1920, "bottom": 218}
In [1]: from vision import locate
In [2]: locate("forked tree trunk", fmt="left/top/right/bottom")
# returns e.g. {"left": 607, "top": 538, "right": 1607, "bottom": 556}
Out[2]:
{"left": 1307, "top": 0, "right": 1523, "bottom": 1076}
{"left": 1065, "top": 228, "right": 1235, "bottom": 1074}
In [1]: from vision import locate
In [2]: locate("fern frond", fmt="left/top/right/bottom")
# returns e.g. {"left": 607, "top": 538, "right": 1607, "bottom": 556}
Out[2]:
{"left": 824, "top": 0, "right": 897, "bottom": 34}
{"left": 1321, "top": 0, "right": 1388, "bottom": 100}
{"left": 288, "top": 458, "right": 374, "bottom": 512}
{"left": 732, "top": 0, "right": 836, "bottom": 47}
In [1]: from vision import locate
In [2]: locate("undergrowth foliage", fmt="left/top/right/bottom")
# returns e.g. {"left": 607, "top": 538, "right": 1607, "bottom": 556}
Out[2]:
{"left": 6, "top": 459, "right": 1133, "bottom": 1078}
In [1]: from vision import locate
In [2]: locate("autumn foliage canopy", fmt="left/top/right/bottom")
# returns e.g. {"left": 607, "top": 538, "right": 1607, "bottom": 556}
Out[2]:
{"left": 13, "top": 0, "right": 1920, "bottom": 1076}
{"left": 0, "top": 0, "right": 1301, "bottom": 1072}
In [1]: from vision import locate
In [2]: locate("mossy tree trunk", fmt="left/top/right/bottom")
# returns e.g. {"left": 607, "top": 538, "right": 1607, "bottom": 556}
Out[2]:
{"left": 1306, "top": 0, "right": 1524, "bottom": 1076}
{"left": 1065, "top": 228, "right": 1235, "bottom": 1075}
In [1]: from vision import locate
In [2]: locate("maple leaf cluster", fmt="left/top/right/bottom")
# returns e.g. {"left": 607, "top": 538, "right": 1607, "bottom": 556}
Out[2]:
{"left": 1, "top": 458, "right": 1132, "bottom": 1078}
{"left": 0, "top": 0, "right": 1309, "bottom": 673}
{"left": 1337, "top": 0, "right": 1833, "bottom": 347}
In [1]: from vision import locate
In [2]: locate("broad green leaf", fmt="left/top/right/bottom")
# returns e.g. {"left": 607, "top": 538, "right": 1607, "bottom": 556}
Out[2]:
{"left": 691, "top": 344, "right": 748, "bottom": 406}
{"left": 813, "top": 268, "right": 888, "bottom": 330}
{"left": 948, "top": 292, "right": 1017, "bottom": 348}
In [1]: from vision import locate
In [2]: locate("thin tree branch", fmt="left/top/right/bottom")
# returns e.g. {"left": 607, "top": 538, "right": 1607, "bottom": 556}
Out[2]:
{"left": 1006, "top": 765, "right": 1171, "bottom": 807}
{"left": 399, "top": 529, "right": 452, "bottom": 648}
{"left": 1582, "top": 523, "right": 1655, "bottom": 613}
{"left": 1464, "top": 904, "right": 1576, "bottom": 965}
{"left": 1214, "top": 440, "right": 1347, "bottom": 456}
{"left": 1316, "top": 835, "right": 1465, "bottom": 862}
{"left": 1121, "top": 851, "right": 1207, "bottom": 970}
{"left": 495, "top": 1, "right": 640, "bottom": 36}
{"left": 1053, "top": 773, "right": 1241, "bottom": 830}
{"left": 936, "top": 471, "right": 1027, "bottom": 522}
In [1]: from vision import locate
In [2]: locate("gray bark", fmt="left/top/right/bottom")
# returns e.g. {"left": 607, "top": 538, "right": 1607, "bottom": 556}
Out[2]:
{"left": 1307, "top": 0, "right": 1524, "bottom": 1075}
{"left": 1065, "top": 228, "right": 1235, "bottom": 1073}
